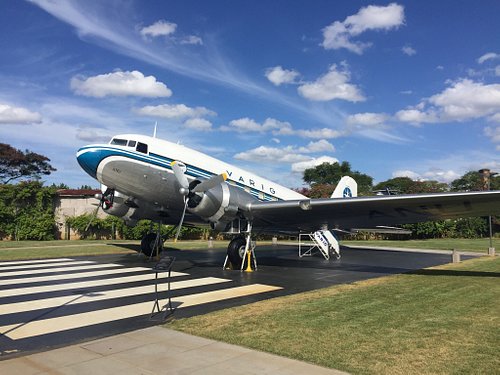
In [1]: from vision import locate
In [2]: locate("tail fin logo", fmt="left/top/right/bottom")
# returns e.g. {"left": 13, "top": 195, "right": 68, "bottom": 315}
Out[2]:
{"left": 343, "top": 187, "right": 352, "bottom": 198}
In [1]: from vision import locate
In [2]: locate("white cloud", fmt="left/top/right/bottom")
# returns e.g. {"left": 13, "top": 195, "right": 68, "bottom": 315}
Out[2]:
{"left": 71, "top": 70, "right": 172, "bottom": 98}
{"left": 402, "top": 45, "right": 416, "bottom": 56}
{"left": 234, "top": 146, "right": 310, "bottom": 163}
{"left": 298, "top": 64, "right": 365, "bottom": 102}
{"left": 291, "top": 156, "right": 340, "bottom": 173}
{"left": 429, "top": 79, "right": 500, "bottom": 121}
{"left": 298, "top": 139, "right": 335, "bottom": 153}
{"left": 135, "top": 103, "right": 216, "bottom": 119}
{"left": 179, "top": 35, "right": 203, "bottom": 45}
{"left": 221, "top": 117, "right": 344, "bottom": 140}
{"left": 296, "top": 128, "right": 343, "bottom": 139}
{"left": 392, "top": 169, "right": 459, "bottom": 183}
{"left": 322, "top": 3, "right": 405, "bottom": 54}
{"left": 0, "top": 103, "right": 42, "bottom": 124}
{"left": 265, "top": 66, "right": 300, "bottom": 86}
{"left": 477, "top": 52, "right": 499, "bottom": 64}
{"left": 184, "top": 118, "right": 212, "bottom": 131}
{"left": 221, "top": 117, "right": 293, "bottom": 134}
{"left": 422, "top": 169, "right": 460, "bottom": 182}
{"left": 495, "top": 66, "right": 500, "bottom": 77}
{"left": 347, "top": 112, "right": 388, "bottom": 126}
{"left": 488, "top": 113, "right": 500, "bottom": 123}
{"left": 140, "top": 20, "right": 177, "bottom": 38}
{"left": 76, "top": 128, "right": 112, "bottom": 143}
{"left": 396, "top": 79, "right": 500, "bottom": 124}
{"left": 235, "top": 140, "right": 335, "bottom": 165}
{"left": 395, "top": 108, "right": 438, "bottom": 124}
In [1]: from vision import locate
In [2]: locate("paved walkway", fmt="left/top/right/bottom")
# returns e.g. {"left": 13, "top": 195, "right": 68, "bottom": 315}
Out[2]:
{"left": 0, "top": 327, "right": 348, "bottom": 374}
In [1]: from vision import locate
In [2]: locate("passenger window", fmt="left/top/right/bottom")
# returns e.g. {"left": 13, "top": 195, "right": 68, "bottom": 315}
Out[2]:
{"left": 128, "top": 140, "right": 136, "bottom": 147}
{"left": 136, "top": 142, "right": 148, "bottom": 154}
{"left": 110, "top": 138, "right": 127, "bottom": 146}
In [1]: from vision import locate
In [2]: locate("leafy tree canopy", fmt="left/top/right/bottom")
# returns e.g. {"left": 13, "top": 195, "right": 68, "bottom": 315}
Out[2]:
{"left": 374, "top": 177, "right": 448, "bottom": 194}
{"left": 303, "top": 161, "right": 373, "bottom": 195}
{"left": 451, "top": 170, "right": 500, "bottom": 192}
{"left": 0, "top": 143, "right": 56, "bottom": 184}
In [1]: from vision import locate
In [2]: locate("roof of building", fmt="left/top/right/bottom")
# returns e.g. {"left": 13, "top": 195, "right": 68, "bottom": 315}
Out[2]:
{"left": 56, "top": 189, "right": 100, "bottom": 197}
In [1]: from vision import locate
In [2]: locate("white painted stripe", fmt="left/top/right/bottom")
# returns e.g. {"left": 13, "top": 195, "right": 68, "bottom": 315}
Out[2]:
{"left": 174, "top": 283, "right": 281, "bottom": 308}
{"left": 0, "top": 266, "right": 154, "bottom": 286}
{"left": 0, "top": 284, "right": 282, "bottom": 340}
{"left": 0, "top": 277, "right": 231, "bottom": 315}
{"left": 0, "top": 258, "right": 74, "bottom": 266}
{"left": 0, "top": 263, "right": 124, "bottom": 278}
{"left": 0, "top": 271, "right": 187, "bottom": 298}
{"left": 0, "top": 260, "right": 96, "bottom": 271}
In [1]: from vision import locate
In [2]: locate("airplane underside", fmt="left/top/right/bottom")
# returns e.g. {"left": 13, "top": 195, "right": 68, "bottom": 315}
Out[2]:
{"left": 92, "top": 153, "right": 271, "bottom": 269}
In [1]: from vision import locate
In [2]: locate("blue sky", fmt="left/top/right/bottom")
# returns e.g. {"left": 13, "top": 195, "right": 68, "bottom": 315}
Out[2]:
{"left": 1, "top": 0, "right": 499, "bottom": 188}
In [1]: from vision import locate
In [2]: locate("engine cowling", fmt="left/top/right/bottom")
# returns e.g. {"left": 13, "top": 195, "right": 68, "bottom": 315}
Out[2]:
{"left": 187, "top": 182, "right": 256, "bottom": 231}
{"left": 100, "top": 190, "right": 163, "bottom": 226}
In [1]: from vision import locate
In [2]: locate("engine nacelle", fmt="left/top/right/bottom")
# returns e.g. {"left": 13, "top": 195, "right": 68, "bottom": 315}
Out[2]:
{"left": 188, "top": 182, "right": 256, "bottom": 231}
{"left": 101, "top": 191, "right": 164, "bottom": 226}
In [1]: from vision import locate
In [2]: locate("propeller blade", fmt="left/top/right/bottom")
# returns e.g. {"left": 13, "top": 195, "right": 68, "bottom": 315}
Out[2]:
{"left": 174, "top": 198, "right": 189, "bottom": 242}
{"left": 192, "top": 173, "right": 228, "bottom": 193}
{"left": 85, "top": 205, "right": 100, "bottom": 231}
{"left": 171, "top": 161, "right": 189, "bottom": 191}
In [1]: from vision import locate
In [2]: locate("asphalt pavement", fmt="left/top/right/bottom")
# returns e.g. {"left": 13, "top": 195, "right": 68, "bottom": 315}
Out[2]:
{"left": 0, "top": 243, "right": 471, "bottom": 360}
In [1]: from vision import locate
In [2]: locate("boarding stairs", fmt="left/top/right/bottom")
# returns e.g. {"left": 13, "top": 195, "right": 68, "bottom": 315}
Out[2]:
{"left": 298, "top": 230, "right": 341, "bottom": 260}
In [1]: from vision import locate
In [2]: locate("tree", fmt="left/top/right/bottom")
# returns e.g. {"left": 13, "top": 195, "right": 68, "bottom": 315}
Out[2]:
{"left": 0, "top": 143, "right": 56, "bottom": 184}
{"left": 303, "top": 161, "right": 373, "bottom": 195}
{"left": 451, "top": 170, "right": 500, "bottom": 192}
{"left": 0, "top": 181, "right": 57, "bottom": 240}
{"left": 374, "top": 177, "right": 448, "bottom": 194}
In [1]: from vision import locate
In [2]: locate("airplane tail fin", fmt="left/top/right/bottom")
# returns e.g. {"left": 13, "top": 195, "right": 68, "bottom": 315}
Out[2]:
{"left": 331, "top": 176, "right": 357, "bottom": 198}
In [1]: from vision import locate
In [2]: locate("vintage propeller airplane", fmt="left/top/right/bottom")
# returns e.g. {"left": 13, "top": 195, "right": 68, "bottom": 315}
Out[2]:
{"left": 77, "top": 133, "right": 500, "bottom": 269}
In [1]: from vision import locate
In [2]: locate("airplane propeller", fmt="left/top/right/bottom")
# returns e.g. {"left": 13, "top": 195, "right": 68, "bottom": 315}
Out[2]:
{"left": 170, "top": 161, "right": 227, "bottom": 241}
{"left": 85, "top": 187, "right": 113, "bottom": 232}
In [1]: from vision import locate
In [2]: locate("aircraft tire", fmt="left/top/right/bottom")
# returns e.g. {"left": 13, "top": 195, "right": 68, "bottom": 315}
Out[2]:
{"left": 227, "top": 236, "right": 246, "bottom": 269}
{"left": 140, "top": 232, "right": 161, "bottom": 257}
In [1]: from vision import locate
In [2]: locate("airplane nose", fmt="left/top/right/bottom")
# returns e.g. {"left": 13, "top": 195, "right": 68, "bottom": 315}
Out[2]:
{"left": 76, "top": 148, "right": 100, "bottom": 179}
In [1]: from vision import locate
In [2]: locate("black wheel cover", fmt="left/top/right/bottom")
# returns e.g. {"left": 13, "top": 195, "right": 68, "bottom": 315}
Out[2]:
{"left": 141, "top": 232, "right": 160, "bottom": 257}
{"left": 227, "top": 236, "right": 246, "bottom": 269}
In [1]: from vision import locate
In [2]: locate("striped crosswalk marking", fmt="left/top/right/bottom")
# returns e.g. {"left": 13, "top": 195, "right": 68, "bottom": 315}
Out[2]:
{"left": 0, "top": 271, "right": 187, "bottom": 298}
{"left": 0, "top": 262, "right": 124, "bottom": 278}
{"left": 0, "top": 260, "right": 97, "bottom": 271}
{"left": 0, "top": 258, "right": 75, "bottom": 266}
{"left": 0, "top": 258, "right": 282, "bottom": 341}
{"left": 0, "top": 266, "right": 154, "bottom": 286}
{"left": 0, "top": 277, "right": 230, "bottom": 315}
{"left": 0, "top": 284, "right": 280, "bottom": 340}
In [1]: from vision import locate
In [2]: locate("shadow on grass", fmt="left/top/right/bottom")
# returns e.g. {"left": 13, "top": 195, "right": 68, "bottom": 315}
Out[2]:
{"left": 408, "top": 269, "right": 500, "bottom": 277}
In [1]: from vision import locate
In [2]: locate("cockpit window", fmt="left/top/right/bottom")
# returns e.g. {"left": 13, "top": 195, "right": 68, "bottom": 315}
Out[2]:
{"left": 110, "top": 138, "right": 127, "bottom": 146}
{"left": 136, "top": 142, "right": 148, "bottom": 154}
{"left": 127, "top": 140, "right": 136, "bottom": 147}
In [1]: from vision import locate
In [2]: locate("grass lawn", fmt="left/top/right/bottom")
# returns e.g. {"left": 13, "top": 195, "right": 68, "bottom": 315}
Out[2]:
{"left": 0, "top": 238, "right": 496, "bottom": 260}
{"left": 169, "top": 256, "right": 500, "bottom": 375}
{"left": 343, "top": 237, "right": 498, "bottom": 253}
{"left": 0, "top": 239, "right": 229, "bottom": 261}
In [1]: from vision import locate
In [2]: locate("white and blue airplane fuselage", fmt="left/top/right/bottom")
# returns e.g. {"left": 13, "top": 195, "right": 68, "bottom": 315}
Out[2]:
{"left": 77, "top": 134, "right": 305, "bottom": 229}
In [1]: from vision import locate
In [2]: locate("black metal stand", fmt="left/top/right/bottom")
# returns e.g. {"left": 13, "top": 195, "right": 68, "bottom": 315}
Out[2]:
{"left": 150, "top": 256, "right": 175, "bottom": 320}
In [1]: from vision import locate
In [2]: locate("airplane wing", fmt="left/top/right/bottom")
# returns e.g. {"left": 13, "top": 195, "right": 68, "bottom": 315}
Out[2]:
{"left": 247, "top": 190, "right": 500, "bottom": 232}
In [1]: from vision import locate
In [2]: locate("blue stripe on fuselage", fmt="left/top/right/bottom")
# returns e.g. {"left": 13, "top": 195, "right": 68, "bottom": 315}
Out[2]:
{"left": 77, "top": 146, "right": 278, "bottom": 201}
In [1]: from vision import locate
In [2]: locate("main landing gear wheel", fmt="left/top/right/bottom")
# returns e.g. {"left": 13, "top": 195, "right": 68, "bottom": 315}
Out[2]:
{"left": 141, "top": 232, "right": 162, "bottom": 257}
{"left": 227, "top": 236, "right": 249, "bottom": 269}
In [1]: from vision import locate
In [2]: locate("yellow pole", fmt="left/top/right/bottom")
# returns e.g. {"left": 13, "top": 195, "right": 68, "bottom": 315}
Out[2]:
{"left": 244, "top": 247, "right": 253, "bottom": 272}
